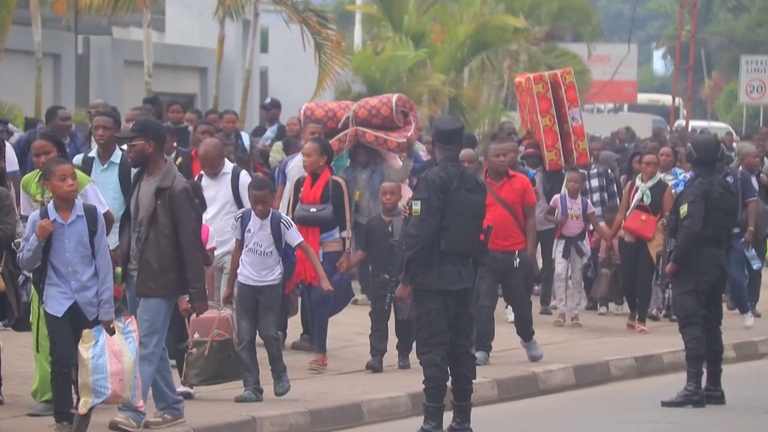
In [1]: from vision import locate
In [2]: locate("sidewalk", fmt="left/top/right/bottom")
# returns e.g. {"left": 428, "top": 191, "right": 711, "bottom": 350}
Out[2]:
{"left": 1, "top": 285, "right": 767, "bottom": 432}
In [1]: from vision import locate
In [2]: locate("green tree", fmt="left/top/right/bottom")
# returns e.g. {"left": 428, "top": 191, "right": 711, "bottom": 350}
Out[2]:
{"left": 212, "top": 0, "right": 247, "bottom": 110}
{"left": 0, "top": 0, "right": 16, "bottom": 69}
{"left": 715, "top": 81, "right": 762, "bottom": 136}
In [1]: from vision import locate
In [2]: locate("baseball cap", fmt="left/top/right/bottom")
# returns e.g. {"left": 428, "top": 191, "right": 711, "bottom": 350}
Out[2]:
{"left": 116, "top": 118, "right": 166, "bottom": 146}
{"left": 260, "top": 97, "right": 282, "bottom": 110}
{"left": 520, "top": 141, "right": 543, "bottom": 158}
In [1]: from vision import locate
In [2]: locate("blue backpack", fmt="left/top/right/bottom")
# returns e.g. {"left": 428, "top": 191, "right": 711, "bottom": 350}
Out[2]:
{"left": 239, "top": 209, "right": 297, "bottom": 284}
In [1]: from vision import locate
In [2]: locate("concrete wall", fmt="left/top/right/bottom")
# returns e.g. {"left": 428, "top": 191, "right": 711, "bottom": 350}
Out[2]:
{"left": 86, "top": 36, "right": 215, "bottom": 117}
{"left": 1, "top": 25, "right": 76, "bottom": 116}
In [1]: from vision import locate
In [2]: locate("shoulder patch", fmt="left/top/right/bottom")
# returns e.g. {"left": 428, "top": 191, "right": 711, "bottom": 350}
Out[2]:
{"left": 680, "top": 203, "right": 688, "bottom": 219}
{"left": 411, "top": 200, "right": 422, "bottom": 216}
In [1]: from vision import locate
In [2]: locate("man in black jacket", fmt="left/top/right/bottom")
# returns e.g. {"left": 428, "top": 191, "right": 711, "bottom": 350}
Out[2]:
{"left": 109, "top": 119, "right": 208, "bottom": 431}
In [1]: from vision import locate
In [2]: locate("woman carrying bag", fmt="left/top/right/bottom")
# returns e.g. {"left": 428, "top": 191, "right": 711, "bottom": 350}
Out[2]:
{"left": 609, "top": 152, "right": 673, "bottom": 334}
{"left": 289, "top": 137, "right": 353, "bottom": 373}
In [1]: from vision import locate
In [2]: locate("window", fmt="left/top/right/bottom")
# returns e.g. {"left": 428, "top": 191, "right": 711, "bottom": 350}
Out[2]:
{"left": 260, "top": 27, "right": 269, "bottom": 54}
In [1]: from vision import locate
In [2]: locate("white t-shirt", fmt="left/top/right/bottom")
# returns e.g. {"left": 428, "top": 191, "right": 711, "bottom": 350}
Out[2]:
{"left": 279, "top": 155, "right": 306, "bottom": 213}
{"left": 5, "top": 141, "right": 19, "bottom": 174}
{"left": 233, "top": 209, "right": 304, "bottom": 286}
{"left": 200, "top": 159, "right": 251, "bottom": 256}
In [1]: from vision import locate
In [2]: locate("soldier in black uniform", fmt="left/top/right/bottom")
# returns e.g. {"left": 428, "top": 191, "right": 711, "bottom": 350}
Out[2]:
{"left": 396, "top": 116, "right": 487, "bottom": 432}
{"left": 662, "top": 135, "right": 737, "bottom": 408}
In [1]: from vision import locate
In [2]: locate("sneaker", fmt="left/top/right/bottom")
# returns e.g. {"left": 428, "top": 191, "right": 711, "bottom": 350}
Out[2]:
{"left": 751, "top": 306, "right": 762, "bottom": 318}
{"left": 598, "top": 306, "right": 608, "bottom": 316}
{"left": 176, "top": 385, "right": 195, "bottom": 400}
{"left": 108, "top": 414, "right": 143, "bottom": 432}
{"left": 539, "top": 306, "right": 553, "bottom": 316}
{"left": 613, "top": 305, "right": 624, "bottom": 316}
{"left": 55, "top": 423, "right": 73, "bottom": 432}
{"left": 743, "top": 312, "right": 755, "bottom": 329}
{"left": 521, "top": 338, "right": 543, "bottom": 363}
{"left": 505, "top": 305, "right": 515, "bottom": 323}
{"left": 273, "top": 372, "right": 291, "bottom": 397}
{"left": 290, "top": 335, "right": 314, "bottom": 352}
{"left": 585, "top": 299, "right": 598, "bottom": 311}
{"left": 475, "top": 351, "right": 490, "bottom": 366}
{"left": 143, "top": 412, "right": 185, "bottom": 429}
{"left": 26, "top": 401, "right": 54, "bottom": 417}
{"left": 350, "top": 294, "right": 371, "bottom": 306}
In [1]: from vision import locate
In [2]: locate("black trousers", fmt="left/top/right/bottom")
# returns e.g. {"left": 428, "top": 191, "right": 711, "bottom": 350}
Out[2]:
{"left": 369, "top": 279, "right": 414, "bottom": 358}
{"left": 414, "top": 288, "right": 475, "bottom": 405}
{"left": 353, "top": 221, "right": 371, "bottom": 298}
{"left": 747, "top": 235, "right": 767, "bottom": 307}
{"left": 474, "top": 251, "right": 535, "bottom": 355}
{"left": 45, "top": 303, "right": 99, "bottom": 424}
{"left": 166, "top": 305, "right": 189, "bottom": 380}
{"left": 672, "top": 253, "right": 726, "bottom": 369}
{"left": 619, "top": 239, "right": 655, "bottom": 322}
{"left": 536, "top": 228, "right": 557, "bottom": 307}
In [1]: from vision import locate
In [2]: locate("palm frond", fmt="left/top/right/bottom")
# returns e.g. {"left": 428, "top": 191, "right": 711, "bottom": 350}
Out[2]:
{"left": 214, "top": 0, "right": 249, "bottom": 22}
{"left": 273, "top": 0, "right": 348, "bottom": 99}
{"left": 0, "top": 100, "right": 24, "bottom": 127}
{"left": 0, "top": 0, "right": 16, "bottom": 67}
{"left": 67, "top": 0, "right": 141, "bottom": 20}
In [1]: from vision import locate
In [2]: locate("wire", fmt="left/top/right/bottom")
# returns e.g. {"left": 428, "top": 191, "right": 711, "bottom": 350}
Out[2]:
{"left": 587, "top": 0, "right": 640, "bottom": 102}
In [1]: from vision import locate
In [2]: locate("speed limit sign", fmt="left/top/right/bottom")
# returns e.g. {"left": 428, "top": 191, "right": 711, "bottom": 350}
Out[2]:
{"left": 739, "top": 55, "right": 768, "bottom": 105}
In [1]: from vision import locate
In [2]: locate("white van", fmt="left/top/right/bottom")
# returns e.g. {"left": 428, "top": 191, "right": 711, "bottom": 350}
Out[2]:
{"left": 673, "top": 119, "right": 737, "bottom": 138}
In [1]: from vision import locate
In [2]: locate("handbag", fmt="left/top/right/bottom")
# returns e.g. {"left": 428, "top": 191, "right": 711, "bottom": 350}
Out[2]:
{"left": 623, "top": 187, "right": 658, "bottom": 242}
{"left": 292, "top": 177, "right": 335, "bottom": 226}
{"left": 182, "top": 308, "right": 240, "bottom": 387}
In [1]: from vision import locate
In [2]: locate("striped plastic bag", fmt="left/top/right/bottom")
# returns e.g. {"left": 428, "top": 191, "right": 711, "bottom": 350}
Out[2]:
{"left": 77, "top": 316, "right": 145, "bottom": 414}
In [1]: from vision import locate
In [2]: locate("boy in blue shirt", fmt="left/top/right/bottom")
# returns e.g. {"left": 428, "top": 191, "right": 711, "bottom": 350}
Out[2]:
{"left": 18, "top": 157, "right": 114, "bottom": 432}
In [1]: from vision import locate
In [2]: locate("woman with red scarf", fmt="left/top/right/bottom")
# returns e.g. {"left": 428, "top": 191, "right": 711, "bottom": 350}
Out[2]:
{"left": 289, "top": 137, "right": 353, "bottom": 372}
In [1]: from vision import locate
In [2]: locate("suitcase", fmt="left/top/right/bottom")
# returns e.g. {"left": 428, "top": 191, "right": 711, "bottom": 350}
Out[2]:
{"left": 182, "top": 305, "right": 239, "bottom": 387}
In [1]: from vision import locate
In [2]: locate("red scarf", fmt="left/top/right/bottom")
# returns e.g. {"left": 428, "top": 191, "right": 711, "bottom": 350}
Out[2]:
{"left": 292, "top": 168, "right": 331, "bottom": 286}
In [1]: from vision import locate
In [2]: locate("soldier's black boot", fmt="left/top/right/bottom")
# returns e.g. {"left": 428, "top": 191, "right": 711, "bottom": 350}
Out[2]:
{"left": 703, "top": 366, "right": 726, "bottom": 405}
{"left": 418, "top": 403, "right": 445, "bottom": 432}
{"left": 445, "top": 401, "right": 472, "bottom": 432}
{"left": 661, "top": 367, "right": 706, "bottom": 408}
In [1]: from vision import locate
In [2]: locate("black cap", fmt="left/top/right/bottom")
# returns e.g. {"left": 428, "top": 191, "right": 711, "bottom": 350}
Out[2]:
{"left": 116, "top": 118, "right": 166, "bottom": 146}
{"left": 687, "top": 135, "right": 725, "bottom": 166}
{"left": 432, "top": 115, "right": 464, "bottom": 148}
{"left": 260, "top": 97, "right": 282, "bottom": 110}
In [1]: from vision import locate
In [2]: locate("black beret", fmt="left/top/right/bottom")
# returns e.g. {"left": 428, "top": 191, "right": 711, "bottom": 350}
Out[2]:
{"left": 432, "top": 116, "right": 464, "bottom": 148}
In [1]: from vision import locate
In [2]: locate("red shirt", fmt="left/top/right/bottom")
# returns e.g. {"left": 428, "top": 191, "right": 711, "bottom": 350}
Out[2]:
{"left": 484, "top": 168, "right": 537, "bottom": 252}
{"left": 191, "top": 148, "right": 202, "bottom": 178}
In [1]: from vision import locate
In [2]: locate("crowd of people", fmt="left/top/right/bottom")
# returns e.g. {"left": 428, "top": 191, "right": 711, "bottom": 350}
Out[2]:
{"left": 0, "top": 96, "right": 765, "bottom": 432}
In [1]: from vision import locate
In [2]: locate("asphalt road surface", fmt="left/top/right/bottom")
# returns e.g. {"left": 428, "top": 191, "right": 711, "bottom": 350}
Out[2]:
{"left": 342, "top": 359, "right": 768, "bottom": 432}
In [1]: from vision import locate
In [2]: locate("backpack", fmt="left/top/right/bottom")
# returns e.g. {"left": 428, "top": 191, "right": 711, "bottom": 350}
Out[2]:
{"left": 31, "top": 203, "right": 99, "bottom": 302}
{"left": 80, "top": 150, "right": 132, "bottom": 203}
{"left": 196, "top": 165, "right": 248, "bottom": 210}
{"left": 239, "top": 209, "right": 297, "bottom": 284}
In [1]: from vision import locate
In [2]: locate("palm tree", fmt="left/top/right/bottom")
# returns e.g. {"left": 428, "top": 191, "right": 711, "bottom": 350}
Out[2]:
{"left": 212, "top": 0, "right": 247, "bottom": 110}
{"left": 30, "top": 0, "right": 43, "bottom": 118}
{"left": 0, "top": 0, "right": 16, "bottom": 68}
{"left": 65, "top": 0, "right": 155, "bottom": 95}
{"left": 237, "top": 0, "right": 347, "bottom": 128}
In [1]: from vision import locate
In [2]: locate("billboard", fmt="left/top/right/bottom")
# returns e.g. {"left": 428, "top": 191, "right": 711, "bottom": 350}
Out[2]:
{"left": 560, "top": 43, "right": 639, "bottom": 104}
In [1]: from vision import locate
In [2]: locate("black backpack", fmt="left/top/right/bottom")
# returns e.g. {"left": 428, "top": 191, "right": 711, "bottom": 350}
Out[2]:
{"left": 195, "top": 165, "right": 249, "bottom": 210}
{"left": 80, "top": 151, "right": 132, "bottom": 204}
{"left": 32, "top": 203, "right": 99, "bottom": 302}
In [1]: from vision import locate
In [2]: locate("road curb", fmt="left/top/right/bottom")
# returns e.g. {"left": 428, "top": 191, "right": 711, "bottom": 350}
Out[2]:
{"left": 184, "top": 336, "right": 768, "bottom": 432}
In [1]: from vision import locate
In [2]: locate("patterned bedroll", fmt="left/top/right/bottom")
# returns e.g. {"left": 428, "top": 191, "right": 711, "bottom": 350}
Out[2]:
{"left": 300, "top": 94, "right": 420, "bottom": 157}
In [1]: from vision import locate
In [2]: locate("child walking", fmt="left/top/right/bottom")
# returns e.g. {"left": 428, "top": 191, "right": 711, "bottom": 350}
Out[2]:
{"left": 545, "top": 169, "right": 611, "bottom": 327}
{"left": 223, "top": 176, "right": 332, "bottom": 403}
{"left": 346, "top": 182, "right": 414, "bottom": 373}
{"left": 18, "top": 158, "right": 114, "bottom": 432}
{"left": 595, "top": 202, "right": 624, "bottom": 315}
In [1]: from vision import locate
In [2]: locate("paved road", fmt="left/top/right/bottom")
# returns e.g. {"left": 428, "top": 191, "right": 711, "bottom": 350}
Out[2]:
{"left": 343, "top": 359, "right": 768, "bottom": 432}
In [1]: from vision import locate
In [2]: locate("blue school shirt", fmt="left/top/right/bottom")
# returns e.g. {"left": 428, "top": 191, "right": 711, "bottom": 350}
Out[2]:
{"left": 18, "top": 199, "right": 114, "bottom": 321}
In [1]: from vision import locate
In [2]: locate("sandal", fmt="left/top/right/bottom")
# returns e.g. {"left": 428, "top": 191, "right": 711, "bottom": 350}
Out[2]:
{"left": 626, "top": 319, "right": 636, "bottom": 330}
{"left": 308, "top": 358, "right": 328, "bottom": 373}
{"left": 554, "top": 314, "right": 565, "bottom": 327}
{"left": 571, "top": 317, "right": 582, "bottom": 328}
{"left": 636, "top": 322, "right": 650, "bottom": 334}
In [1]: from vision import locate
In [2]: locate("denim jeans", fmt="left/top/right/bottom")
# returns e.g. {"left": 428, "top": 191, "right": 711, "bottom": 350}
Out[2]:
{"left": 235, "top": 282, "right": 287, "bottom": 395}
{"left": 118, "top": 297, "right": 184, "bottom": 423}
{"left": 302, "top": 251, "right": 353, "bottom": 354}
{"left": 123, "top": 274, "right": 139, "bottom": 317}
{"left": 727, "top": 241, "right": 752, "bottom": 314}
